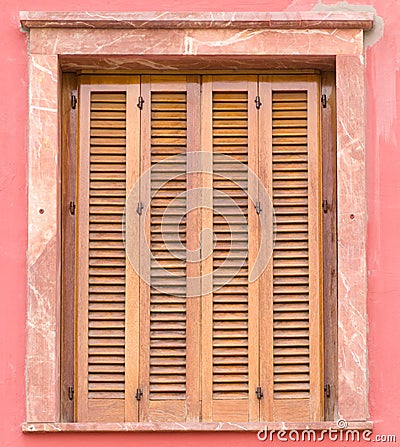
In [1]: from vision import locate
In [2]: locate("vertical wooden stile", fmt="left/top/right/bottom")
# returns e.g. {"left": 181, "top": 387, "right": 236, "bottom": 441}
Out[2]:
{"left": 124, "top": 80, "right": 142, "bottom": 421}
{"left": 321, "top": 71, "right": 338, "bottom": 421}
{"left": 185, "top": 75, "right": 202, "bottom": 421}
{"left": 258, "top": 78, "right": 274, "bottom": 422}
{"left": 61, "top": 73, "right": 77, "bottom": 422}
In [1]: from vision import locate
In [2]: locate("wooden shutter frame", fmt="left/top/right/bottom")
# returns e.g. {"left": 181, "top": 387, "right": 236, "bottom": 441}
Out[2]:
{"left": 75, "top": 78, "right": 141, "bottom": 422}
{"left": 61, "top": 73, "right": 77, "bottom": 422}
{"left": 200, "top": 76, "right": 260, "bottom": 422}
{"left": 138, "top": 75, "right": 202, "bottom": 422}
{"left": 259, "top": 75, "right": 323, "bottom": 422}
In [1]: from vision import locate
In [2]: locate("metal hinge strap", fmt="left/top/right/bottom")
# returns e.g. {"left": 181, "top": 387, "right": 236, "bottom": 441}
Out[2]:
{"left": 256, "top": 386, "right": 264, "bottom": 399}
{"left": 71, "top": 94, "right": 77, "bottom": 110}
{"left": 136, "top": 202, "right": 144, "bottom": 215}
{"left": 324, "top": 384, "right": 331, "bottom": 398}
{"left": 255, "top": 96, "right": 262, "bottom": 109}
{"left": 68, "top": 386, "right": 74, "bottom": 400}
{"left": 135, "top": 388, "right": 143, "bottom": 401}
{"left": 321, "top": 94, "right": 327, "bottom": 108}
{"left": 322, "top": 199, "right": 328, "bottom": 213}
{"left": 69, "top": 201, "right": 76, "bottom": 215}
{"left": 137, "top": 96, "right": 144, "bottom": 110}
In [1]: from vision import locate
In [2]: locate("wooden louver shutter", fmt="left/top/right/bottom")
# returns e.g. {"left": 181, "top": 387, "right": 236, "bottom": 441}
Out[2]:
{"left": 259, "top": 75, "right": 323, "bottom": 422}
{"left": 201, "top": 76, "right": 259, "bottom": 422}
{"left": 75, "top": 74, "right": 324, "bottom": 424}
{"left": 76, "top": 78, "right": 141, "bottom": 422}
{"left": 139, "top": 76, "right": 201, "bottom": 422}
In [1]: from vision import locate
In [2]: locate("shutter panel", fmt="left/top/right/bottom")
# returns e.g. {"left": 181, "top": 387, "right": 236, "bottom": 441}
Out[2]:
{"left": 201, "top": 76, "right": 259, "bottom": 422}
{"left": 139, "top": 76, "right": 201, "bottom": 422}
{"left": 259, "top": 75, "right": 323, "bottom": 422}
{"left": 76, "top": 78, "right": 141, "bottom": 422}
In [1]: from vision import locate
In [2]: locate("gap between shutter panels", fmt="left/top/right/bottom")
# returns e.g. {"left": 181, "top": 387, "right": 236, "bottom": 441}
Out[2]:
{"left": 212, "top": 91, "right": 249, "bottom": 399}
{"left": 150, "top": 92, "right": 187, "bottom": 400}
{"left": 88, "top": 92, "right": 127, "bottom": 399}
{"left": 272, "top": 90, "right": 311, "bottom": 399}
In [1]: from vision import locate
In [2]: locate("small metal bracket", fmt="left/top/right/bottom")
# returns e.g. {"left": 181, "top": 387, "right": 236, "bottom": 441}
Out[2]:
{"left": 71, "top": 94, "right": 77, "bottom": 110}
{"left": 321, "top": 94, "right": 327, "bottom": 108}
{"left": 135, "top": 389, "right": 143, "bottom": 401}
{"left": 68, "top": 386, "right": 74, "bottom": 400}
{"left": 137, "top": 96, "right": 144, "bottom": 110}
{"left": 255, "top": 201, "right": 262, "bottom": 215}
{"left": 322, "top": 199, "right": 328, "bottom": 213}
{"left": 255, "top": 96, "right": 262, "bottom": 109}
{"left": 256, "top": 386, "right": 264, "bottom": 400}
{"left": 324, "top": 384, "right": 331, "bottom": 398}
{"left": 69, "top": 201, "right": 76, "bottom": 215}
{"left": 136, "top": 202, "right": 144, "bottom": 215}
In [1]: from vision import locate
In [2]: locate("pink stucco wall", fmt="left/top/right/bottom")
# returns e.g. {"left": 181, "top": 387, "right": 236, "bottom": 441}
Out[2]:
{"left": 1, "top": 0, "right": 399, "bottom": 445}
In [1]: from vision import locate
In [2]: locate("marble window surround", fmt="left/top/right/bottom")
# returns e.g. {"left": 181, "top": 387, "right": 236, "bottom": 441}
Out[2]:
{"left": 21, "top": 11, "right": 373, "bottom": 432}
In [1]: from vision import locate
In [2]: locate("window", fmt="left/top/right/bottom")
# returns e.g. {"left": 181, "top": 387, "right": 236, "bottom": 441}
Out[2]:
{"left": 68, "top": 73, "right": 324, "bottom": 423}
{"left": 22, "top": 11, "right": 372, "bottom": 432}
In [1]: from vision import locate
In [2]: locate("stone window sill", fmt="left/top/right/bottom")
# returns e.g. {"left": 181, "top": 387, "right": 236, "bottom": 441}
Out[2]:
{"left": 23, "top": 421, "right": 373, "bottom": 433}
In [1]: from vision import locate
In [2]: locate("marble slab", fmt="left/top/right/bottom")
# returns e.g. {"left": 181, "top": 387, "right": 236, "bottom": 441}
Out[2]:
{"left": 22, "top": 420, "right": 374, "bottom": 433}
{"left": 59, "top": 55, "right": 336, "bottom": 71}
{"left": 26, "top": 54, "right": 60, "bottom": 422}
{"left": 20, "top": 11, "right": 374, "bottom": 30}
{"left": 29, "top": 28, "right": 363, "bottom": 57}
{"left": 336, "top": 55, "right": 368, "bottom": 421}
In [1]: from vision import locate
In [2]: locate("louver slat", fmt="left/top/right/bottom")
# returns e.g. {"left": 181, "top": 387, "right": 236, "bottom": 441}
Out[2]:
{"left": 201, "top": 77, "right": 259, "bottom": 423}
{"left": 77, "top": 80, "right": 140, "bottom": 422}
{"left": 259, "top": 76, "right": 322, "bottom": 423}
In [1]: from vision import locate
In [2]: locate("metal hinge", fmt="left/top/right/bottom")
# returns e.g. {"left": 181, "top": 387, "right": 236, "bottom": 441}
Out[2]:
{"left": 256, "top": 386, "right": 264, "bottom": 400}
{"left": 135, "top": 388, "right": 143, "bottom": 401}
{"left": 69, "top": 201, "right": 76, "bottom": 215}
{"left": 322, "top": 199, "right": 328, "bottom": 213}
{"left": 321, "top": 94, "right": 327, "bottom": 108}
{"left": 136, "top": 202, "right": 144, "bottom": 215}
{"left": 71, "top": 93, "right": 77, "bottom": 110}
{"left": 68, "top": 386, "right": 74, "bottom": 400}
{"left": 255, "top": 201, "right": 262, "bottom": 215}
{"left": 255, "top": 96, "right": 262, "bottom": 109}
{"left": 324, "top": 384, "right": 331, "bottom": 398}
{"left": 137, "top": 96, "right": 144, "bottom": 110}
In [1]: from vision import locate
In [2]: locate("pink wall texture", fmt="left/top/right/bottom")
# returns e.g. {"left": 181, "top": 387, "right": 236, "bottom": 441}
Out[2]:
{"left": 0, "top": 0, "right": 399, "bottom": 446}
